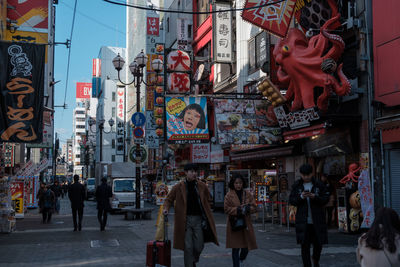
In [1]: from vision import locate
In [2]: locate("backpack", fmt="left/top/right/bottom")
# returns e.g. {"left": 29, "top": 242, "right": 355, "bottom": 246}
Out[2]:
{"left": 44, "top": 190, "right": 53, "bottom": 209}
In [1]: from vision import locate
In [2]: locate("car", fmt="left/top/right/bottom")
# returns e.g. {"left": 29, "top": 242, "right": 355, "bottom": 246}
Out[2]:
{"left": 86, "top": 178, "right": 96, "bottom": 200}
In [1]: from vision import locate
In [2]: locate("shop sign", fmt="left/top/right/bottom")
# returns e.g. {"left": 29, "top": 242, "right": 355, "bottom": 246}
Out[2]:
{"left": 241, "top": 0, "right": 297, "bottom": 38}
{"left": 7, "top": 0, "right": 49, "bottom": 30}
{"left": 210, "top": 149, "right": 224, "bottom": 163}
{"left": 146, "top": 88, "right": 155, "bottom": 110}
{"left": 167, "top": 50, "right": 191, "bottom": 72}
{"left": 167, "top": 73, "right": 190, "bottom": 93}
{"left": 166, "top": 97, "right": 209, "bottom": 144}
{"left": 1, "top": 144, "right": 14, "bottom": 167}
{"left": 92, "top": 58, "right": 101, "bottom": 77}
{"left": 177, "top": 18, "right": 189, "bottom": 50}
{"left": 255, "top": 182, "right": 269, "bottom": 204}
{"left": 147, "top": 17, "right": 160, "bottom": 36}
{"left": 358, "top": 170, "right": 375, "bottom": 228}
{"left": 191, "top": 143, "right": 210, "bottom": 163}
{"left": 146, "top": 130, "right": 159, "bottom": 149}
{"left": 213, "top": 3, "right": 232, "bottom": 63}
{"left": 274, "top": 105, "right": 320, "bottom": 130}
{"left": 10, "top": 181, "right": 24, "bottom": 218}
{"left": 0, "top": 42, "right": 45, "bottom": 143}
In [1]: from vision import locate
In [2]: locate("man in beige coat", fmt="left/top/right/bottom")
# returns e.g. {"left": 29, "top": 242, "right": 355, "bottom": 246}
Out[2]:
{"left": 163, "top": 163, "right": 219, "bottom": 267}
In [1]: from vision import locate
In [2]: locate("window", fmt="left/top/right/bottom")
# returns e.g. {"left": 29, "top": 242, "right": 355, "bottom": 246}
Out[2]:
{"left": 76, "top": 125, "right": 85, "bottom": 129}
{"left": 76, "top": 110, "right": 85, "bottom": 114}
{"left": 112, "top": 139, "right": 115, "bottom": 148}
{"left": 112, "top": 155, "right": 115, "bottom": 162}
{"left": 76, "top": 118, "right": 85, "bottom": 122}
{"left": 112, "top": 92, "right": 116, "bottom": 102}
{"left": 112, "top": 107, "right": 116, "bottom": 117}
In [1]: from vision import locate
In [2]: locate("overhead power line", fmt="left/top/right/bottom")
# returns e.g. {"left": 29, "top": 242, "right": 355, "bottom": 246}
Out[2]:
{"left": 103, "top": 0, "right": 287, "bottom": 14}
{"left": 63, "top": 0, "right": 78, "bottom": 108}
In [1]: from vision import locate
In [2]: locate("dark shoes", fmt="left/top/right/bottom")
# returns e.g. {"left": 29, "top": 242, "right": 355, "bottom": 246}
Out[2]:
{"left": 78, "top": 224, "right": 82, "bottom": 231}
{"left": 73, "top": 228, "right": 77, "bottom": 232}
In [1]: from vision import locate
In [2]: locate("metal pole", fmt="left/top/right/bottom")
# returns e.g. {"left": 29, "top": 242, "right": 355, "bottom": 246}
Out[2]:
{"left": 123, "top": 85, "right": 126, "bottom": 162}
{"left": 271, "top": 201, "right": 274, "bottom": 225}
{"left": 135, "top": 73, "right": 141, "bottom": 212}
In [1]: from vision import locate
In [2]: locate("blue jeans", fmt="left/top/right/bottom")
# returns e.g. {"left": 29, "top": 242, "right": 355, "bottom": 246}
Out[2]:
{"left": 232, "top": 248, "right": 248, "bottom": 267}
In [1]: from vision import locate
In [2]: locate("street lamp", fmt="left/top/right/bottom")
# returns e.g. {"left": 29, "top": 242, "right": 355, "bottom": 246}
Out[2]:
{"left": 113, "top": 50, "right": 163, "bottom": 211}
{"left": 97, "top": 118, "right": 114, "bottom": 162}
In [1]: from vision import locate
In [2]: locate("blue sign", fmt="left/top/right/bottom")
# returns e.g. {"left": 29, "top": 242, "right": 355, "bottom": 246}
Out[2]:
{"left": 133, "top": 127, "right": 144, "bottom": 138}
{"left": 131, "top": 112, "right": 146, "bottom": 126}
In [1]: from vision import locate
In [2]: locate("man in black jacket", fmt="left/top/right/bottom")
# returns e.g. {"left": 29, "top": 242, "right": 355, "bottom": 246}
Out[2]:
{"left": 289, "top": 163, "right": 329, "bottom": 267}
{"left": 68, "top": 175, "right": 86, "bottom": 231}
{"left": 96, "top": 178, "right": 112, "bottom": 231}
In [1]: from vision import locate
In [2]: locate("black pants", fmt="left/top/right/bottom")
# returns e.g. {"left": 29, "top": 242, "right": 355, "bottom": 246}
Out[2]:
{"left": 42, "top": 208, "right": 52, "bottom": 223}
{"left": 71, "top": 207, "right": 83, "bottom": 230}
{"left": 97, "top": 208, "right": 108, "bottom": 229}
{"left": 326, "top": 207, "right": 334, "bottom": 227}
{"left": 301, "top": 224, "right": 322, "bottom": 267}
{"left": 232, "top": 248, "right": 249, "bottom": 267}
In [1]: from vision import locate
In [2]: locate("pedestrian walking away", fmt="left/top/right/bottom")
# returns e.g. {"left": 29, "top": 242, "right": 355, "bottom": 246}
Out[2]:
{"left": 289, "top": 163, "right": 329, "bottom": 267}
{"left": 163, "top": 163, "right": 219, "bottom": 267}
{"left": 50, "top": 180, "right": 62, "bottom": 213}
{"left": 224, "top": 174, "right": 258, "bottom": 267}
{"left": 68, "top": 175, "right": 85, "bottom": 231}
{"left": 96, "top": 177, "right": 112, "bottom": 231}
{"left": 357, "top": 207, "right": 400, "bottom": 267}
{"left": 39, "top": 184, "right": 56, "bottom": 224}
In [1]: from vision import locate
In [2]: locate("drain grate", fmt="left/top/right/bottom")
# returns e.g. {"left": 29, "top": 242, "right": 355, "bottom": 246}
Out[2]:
{"left": 90, "top": 239, "right": 120, "bottom": 248}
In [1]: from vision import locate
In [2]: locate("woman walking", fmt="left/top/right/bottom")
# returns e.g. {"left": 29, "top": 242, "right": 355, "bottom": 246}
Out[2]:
{"left": 224, "top": 175, "right": 257, "bottom": 267}
{"left": 357, "top": 207, "right": 400, "bottom": 267}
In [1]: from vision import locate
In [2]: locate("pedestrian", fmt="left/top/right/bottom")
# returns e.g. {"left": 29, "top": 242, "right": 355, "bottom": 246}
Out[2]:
{"left": 357, "top": 207, "right": 400, "bottom": 266}
{"left": 50, "top": 180, "right": 62, "bottom": 213}
{"left": 96, "top": 177, "right": 112, "bottom": 231}
{"left": 224, "top": 174, "right": 257, "bottom": 267}
{"left": 163, "top": 163, "right": 219, "bottom": 267}
{"left": 39, "top": 184, "right": 56, "bottom": 223}
{"left": 289, "top": 163, "right": 329, "bottom": 267}
{"left": 68, "top": 175, "right": 85, "bottom": 231}
{"left": 320, "top": 173, "right": 335, "bottom": 228}
{"left": 37, "top": 182, "right": 46, "bottom": 208}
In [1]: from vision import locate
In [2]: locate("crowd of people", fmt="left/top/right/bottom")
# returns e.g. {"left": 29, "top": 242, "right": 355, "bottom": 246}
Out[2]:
{"left": 36, "top": 164, "right": 400, "bottom": 267}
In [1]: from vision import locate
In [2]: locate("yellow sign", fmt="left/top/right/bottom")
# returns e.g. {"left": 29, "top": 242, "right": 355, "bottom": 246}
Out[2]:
{"left": 14, "top": 198, "right": 23, "bottom": 214}
{"left": 5, "top": 30, "right": 48, "bottom": 62}
{"left": 166, "top": 98, "right": 186, "bottom": 116}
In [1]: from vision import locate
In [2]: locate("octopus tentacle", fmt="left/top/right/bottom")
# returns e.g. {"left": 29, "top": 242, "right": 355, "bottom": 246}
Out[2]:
{"left": 334, "top": 63, "right": 351, "bottom": 96}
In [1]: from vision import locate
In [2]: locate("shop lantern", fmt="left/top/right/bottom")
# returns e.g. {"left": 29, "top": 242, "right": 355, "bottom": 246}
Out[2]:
{"left": 156, "top": 118, "right": 163, "bottom": 126}
{"left": 156, "top": 128, "right": 164, "bottom": 136}
{"left": 156, "top": 97, "right": 164, "bottom": 105}
{"left": 167, "top": 73, "right": 190, "bottom": 93}
{"left": 156, "top": 86, "right": 164, "bottom": 94}
{"left": 155, "top": 107, "right": 164, "bottom": 116}
{"left": 167, "top": 50, "right": 191, "bottom": 71}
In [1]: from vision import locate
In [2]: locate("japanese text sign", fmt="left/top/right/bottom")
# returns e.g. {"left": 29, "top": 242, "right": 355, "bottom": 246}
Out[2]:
{"left": 166, "top": 97, "right": 209, "bottom": 144}
{"left": 147, "top": 17, "right": 160, "bottom": 36}
{"left": 213, "top": 3, "right": 232, "bottom": 62}
{"left": 241, "top": 0, "right": 297, "bottom": 38}
{"left": 0, "top": 42, "right": 45, "bottom": 143}
{"left": 358, "top": 169, "right": 375, "bottom": 228}
{"left": 191, "top": 143, "right": 211, "bottom": 163}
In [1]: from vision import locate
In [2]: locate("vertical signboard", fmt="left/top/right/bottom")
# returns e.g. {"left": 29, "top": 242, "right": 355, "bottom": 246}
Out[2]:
{"left": 213, "top": 3, "right": 232, "bottom": 63}
{"left": 191, "top": 143, "right": 211, "bottom": 163}
{"left": 147, "top": 17, "right": 160, "bottom": 36}
{"left": 0, "top": 42, "right": 45, "bottom": 143}
{"left": 177, "top": 18, "right": 188, "bottom": 50}
{"left": 116, "top": 87, "right": 125, "bottom": 155}
{"left": 10, "top": 181, "right": 24, "bottom": 218}
{"left": 76, "top": 82, "right": 92, "bottom": 100}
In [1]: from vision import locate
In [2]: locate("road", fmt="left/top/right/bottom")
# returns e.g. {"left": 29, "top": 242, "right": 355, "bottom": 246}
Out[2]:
{"left": 0, "top": 197, "right": 360, "bottom": 267}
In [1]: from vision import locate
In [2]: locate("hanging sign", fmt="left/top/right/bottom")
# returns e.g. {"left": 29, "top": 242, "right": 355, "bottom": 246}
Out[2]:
{"left": 0, "top": 42, "right": 45, "bottom": 143}
{"left": 147, "top": 17, "right": 160, "bottom": 36}
{"left": 167, "top": 73, "right": 190, "bottom": 93}
{"left": 167, "top": 50, "right": 191, "bottom": 71}
{"left": 177, "top": 18, "right": 189, "bottom": 50}
{"left": 213, "top": 3, "right": 232, "bottom": 63}
{"left": 241, "top": 0, "right": 297, "bottom": 38}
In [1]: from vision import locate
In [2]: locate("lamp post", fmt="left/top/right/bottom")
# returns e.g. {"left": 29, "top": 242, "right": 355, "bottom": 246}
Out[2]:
{"left": 113, "top": 50, "right": 163, "bottom": 210}
{"left": 97, "top": 118, "right": 115, "bottom": 162}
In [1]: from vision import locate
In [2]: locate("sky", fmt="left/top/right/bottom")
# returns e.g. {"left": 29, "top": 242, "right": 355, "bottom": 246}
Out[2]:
{"left": 53, "top": 0, "right": 126, "bottom": 144}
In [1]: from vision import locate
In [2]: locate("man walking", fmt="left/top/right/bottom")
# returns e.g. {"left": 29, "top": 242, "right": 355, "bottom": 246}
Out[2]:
{"left": 50, "top": 180, "right": 62, "bottom": 213}
{"left": 289, "top": 163, "right": 329, "bottom": 267}
{"left": 163, "top": 163, "right": 218, "bottom": 267}
{"left": 68, "top": 175, "right": 85, "bottom": 231}
{"left": 96, "top": 178, "right": 112, "bottom": 231}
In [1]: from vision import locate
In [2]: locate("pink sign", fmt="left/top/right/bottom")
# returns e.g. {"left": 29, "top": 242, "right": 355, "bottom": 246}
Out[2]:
{"left": 76, "top": 82, "right": 92, "bottom": 99}
{"left": 147, "top": 17, "right": 160, "bottom": 36}
{"left": 191, "top": 144, "right": 210, "bottom": 163}
{"left": 92, "top": 58, "right": 101, "bottom": 77}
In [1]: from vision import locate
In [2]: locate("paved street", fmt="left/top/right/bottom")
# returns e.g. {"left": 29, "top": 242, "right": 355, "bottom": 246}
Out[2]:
{"left": 0, "top": 198, "right": 360, "bottom": 267}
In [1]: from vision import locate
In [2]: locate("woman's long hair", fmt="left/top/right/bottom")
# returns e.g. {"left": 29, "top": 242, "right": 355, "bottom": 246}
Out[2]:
{"left": 362, "top": 207, "right": 400, "bottom": 253}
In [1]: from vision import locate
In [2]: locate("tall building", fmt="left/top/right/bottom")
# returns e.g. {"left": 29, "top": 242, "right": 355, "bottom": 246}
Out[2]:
{"left": 72, "top": 106, "right": 86, "bottom": 176}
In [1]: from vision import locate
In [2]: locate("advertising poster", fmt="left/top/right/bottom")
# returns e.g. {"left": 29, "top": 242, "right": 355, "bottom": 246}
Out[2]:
{"left": 166, "top": 97, "right": 209, "bottom": 144}
{"left": 0, "top": 42, "right": 45, "bottom": 143}
{"left": 7, "top": 0, "right": 49, "bottom": 30}
{"left": 76, "top": 82, "right": 92, "bottom": 100}
{"left": 191, "top": 143, "right": 210, "bottom": 163}
{"left": 214, "top": 99, "right": 281, "bottom": 145}
{"left": 10, "top": 181, "right": 24, "bottom": 218}
{"left": 23, "top": 176, "right": 39, "bottom": 208}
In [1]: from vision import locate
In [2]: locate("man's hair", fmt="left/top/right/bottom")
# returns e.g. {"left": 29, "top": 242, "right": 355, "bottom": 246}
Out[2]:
{"left": 73, "top": 174, "right": 79, "bottom": 182}
{"left": 177, "top": 103, "right": 206, "bottom": 129}
{"left": 184, "top": 163, "right": 198, "bottom": 171}
{"left": 299, "top": 163, "right": 313, "bottom": 175}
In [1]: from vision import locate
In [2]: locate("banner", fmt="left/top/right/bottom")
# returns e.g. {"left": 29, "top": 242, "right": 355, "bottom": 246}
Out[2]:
{"left": 214, "top": 99, "right": 282, "bottom": 145}
{"left": 10, "top": 181, "right": 24, "bottom": 218}
{"left": 358, "top": 170, "right": 375, "bottom": 228}
{"left": 0, "top": 42, "right": 45, "bottom": 143}
{"left": 166, "top": 97, "right": 209, "bottom": 144}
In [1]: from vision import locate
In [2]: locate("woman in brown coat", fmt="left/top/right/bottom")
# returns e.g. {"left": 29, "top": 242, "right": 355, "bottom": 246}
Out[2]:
{"left": 224, "top": 175, "right": 257, "bottom": 267}
{"left": 357, "top": 207, "right": 400, "bottom": 267}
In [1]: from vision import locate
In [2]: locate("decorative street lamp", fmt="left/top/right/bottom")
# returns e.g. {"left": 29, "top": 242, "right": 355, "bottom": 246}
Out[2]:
{"left": 113, "top": 50, "right": 163, "bottom": 211}
{"left": 97, "top": 118, "right": 114, "bottom": 162}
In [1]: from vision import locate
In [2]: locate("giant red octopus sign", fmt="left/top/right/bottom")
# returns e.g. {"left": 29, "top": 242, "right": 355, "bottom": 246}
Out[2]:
{"left": 272, "top": 13, "right": 351, "bottom": 112}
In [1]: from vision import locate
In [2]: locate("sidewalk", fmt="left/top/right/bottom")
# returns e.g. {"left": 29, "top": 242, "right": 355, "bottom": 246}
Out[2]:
{"left": 0, "top": 199, "right": 360, "bottom": 267}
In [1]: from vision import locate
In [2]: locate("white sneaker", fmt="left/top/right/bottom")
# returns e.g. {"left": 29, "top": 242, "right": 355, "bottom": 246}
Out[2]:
{"left": 240, "top": 260, "right": 245, "bottom": 267}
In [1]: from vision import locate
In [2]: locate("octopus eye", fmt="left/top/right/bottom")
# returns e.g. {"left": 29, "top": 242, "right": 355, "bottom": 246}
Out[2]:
{"left": 282, "top": 45, "right": 290, "bottom": 52}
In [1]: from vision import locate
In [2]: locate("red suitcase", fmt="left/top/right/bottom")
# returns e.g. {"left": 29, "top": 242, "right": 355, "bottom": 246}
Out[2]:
{"left": 146, "top": 216, "right": 171, "bottom": 267}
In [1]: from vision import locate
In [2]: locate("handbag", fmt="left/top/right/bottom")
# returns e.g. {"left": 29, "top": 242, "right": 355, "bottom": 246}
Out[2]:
{"left": 229, "top": 191, "right": 247, "bottom": 232}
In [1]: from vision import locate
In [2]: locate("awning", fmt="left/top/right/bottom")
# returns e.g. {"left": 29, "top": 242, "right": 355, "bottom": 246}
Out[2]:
{"left": 382, "top": 128, "right": 400, "bottom": 144}
{"left": 283, "top": 123, "right": 326, "bottom": 141}
{"left": 230, "top": 146, "right": 294, "bottom": 161}
{"left": 375, "top": 114, "right": 400, "bottom": 144}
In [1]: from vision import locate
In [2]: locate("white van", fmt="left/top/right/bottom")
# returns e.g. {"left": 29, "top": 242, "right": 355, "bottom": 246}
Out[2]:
{"left": 110, "top": 178, "right": 144, "bottom": 210}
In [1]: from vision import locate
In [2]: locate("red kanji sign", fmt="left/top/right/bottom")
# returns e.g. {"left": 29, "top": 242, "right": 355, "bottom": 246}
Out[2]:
{"left": 167, "top": 50, "right": 191, "bottom": 71}
{"left": 241, "top": 0, "right": 297, "bottom": 38}
{"left": 147, "top": 17, "right": 160, "bottom": 36}
{"left": 167, "top": 73, "right": 190, "bottom": 93}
